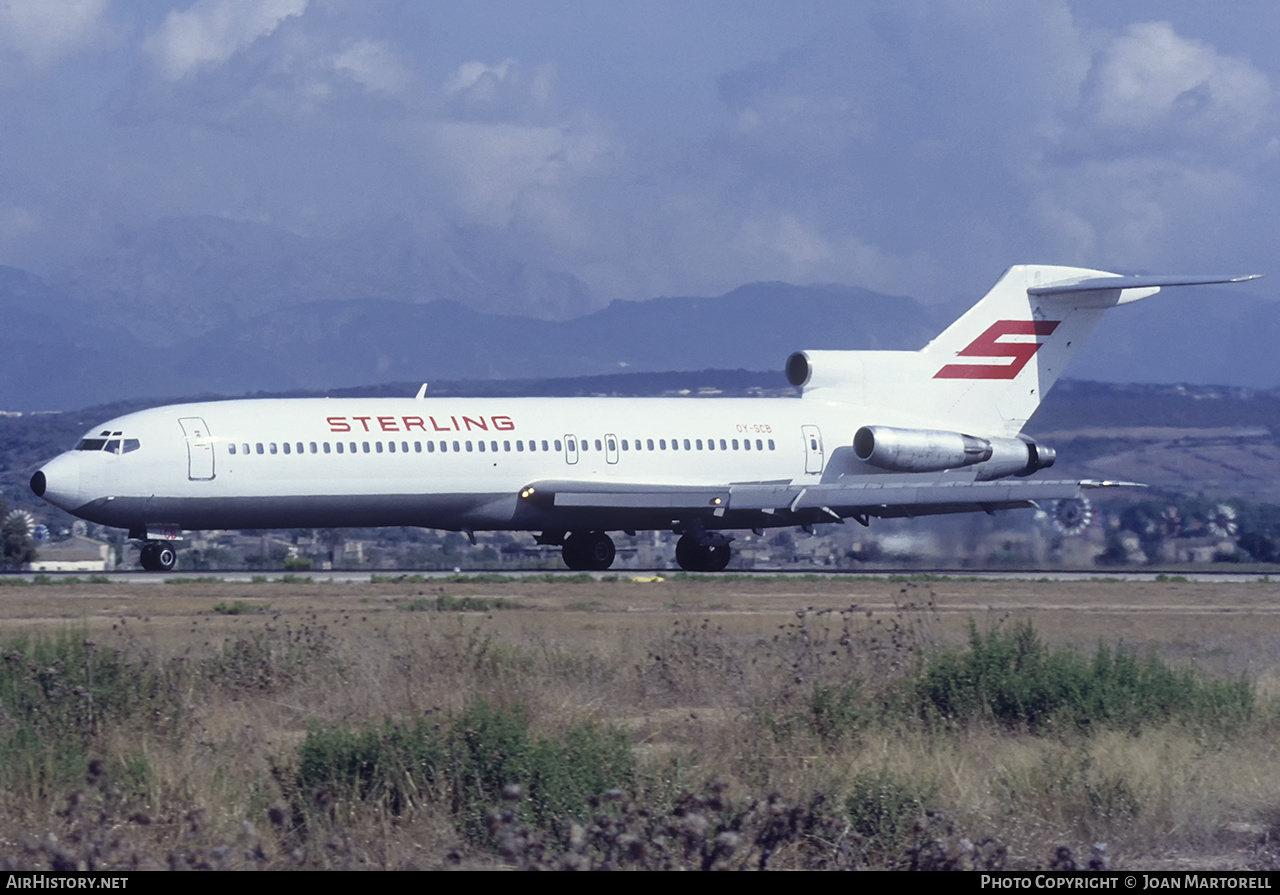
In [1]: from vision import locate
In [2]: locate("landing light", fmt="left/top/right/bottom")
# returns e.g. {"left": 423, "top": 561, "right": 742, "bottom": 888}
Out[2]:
{"left": 521, "top": 487, "right": 536, "bottom": 499}
{"left": 711, "top": 497, "right": 722, "bottom": 506}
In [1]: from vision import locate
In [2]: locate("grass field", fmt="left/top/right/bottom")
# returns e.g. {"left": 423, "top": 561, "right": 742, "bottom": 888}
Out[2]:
{"left": 0, "top": 573, "right": 1277, "bottom": 870}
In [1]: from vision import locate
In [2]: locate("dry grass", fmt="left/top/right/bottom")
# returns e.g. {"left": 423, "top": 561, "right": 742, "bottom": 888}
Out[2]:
{"left": 0, "top": 573, "right": 1278, "bottom": 869}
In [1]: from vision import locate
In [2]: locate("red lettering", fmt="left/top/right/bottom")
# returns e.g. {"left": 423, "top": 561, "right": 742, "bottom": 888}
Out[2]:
{"left": 378, "top": 416, "right": 399, "bottom": 432}
{"left": 492, "top": 415, "right": 515, "bottom": 431}
{"left": 934, "top": 320, "right": 1060, "bottom": 380}
{"left": 462, "top": 415, "right": 488, "bottom": 431}
{"left": 327, "top": 416, "right": 351, "bottom": 433}
{"left": 429, "top": 416, "right": 451, "bottom": 432}
{"left": 450, "top": 416, "right": 459, "bottom": 431}
{"left": 402, "top": 416, "right": 426, "bottom": 432}
{"left": 352, "top": 416, "right": 373, "bottom": 431}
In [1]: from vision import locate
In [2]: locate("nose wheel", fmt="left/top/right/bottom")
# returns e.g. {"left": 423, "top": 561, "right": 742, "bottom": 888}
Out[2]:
{"left": 139, "top": 542, "right": 177, "bottom": 572}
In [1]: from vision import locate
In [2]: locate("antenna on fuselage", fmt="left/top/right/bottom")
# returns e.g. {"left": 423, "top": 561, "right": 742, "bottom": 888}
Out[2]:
{"left": 415, "top": 383, "right": 428, "bottom": 400}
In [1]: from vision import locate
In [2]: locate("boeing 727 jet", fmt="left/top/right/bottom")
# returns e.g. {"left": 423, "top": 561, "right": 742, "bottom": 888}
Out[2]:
{"left": 30, "top": 265, "right": 1260, "bottom": 571}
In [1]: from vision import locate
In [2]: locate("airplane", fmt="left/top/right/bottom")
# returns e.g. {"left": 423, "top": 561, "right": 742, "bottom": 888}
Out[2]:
{"left": 29, "top": 264, "right": 1260, "bottom": 573}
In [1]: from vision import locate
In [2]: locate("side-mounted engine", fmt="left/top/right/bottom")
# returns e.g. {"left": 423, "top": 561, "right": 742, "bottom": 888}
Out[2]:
{"left": 853, "top": 425, "right": 1056, "bottom": 480}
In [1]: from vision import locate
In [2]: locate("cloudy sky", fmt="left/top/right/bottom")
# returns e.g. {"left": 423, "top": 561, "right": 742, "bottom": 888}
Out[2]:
{"left": 1, "top": 0, "right": 1276, "bottom": 306}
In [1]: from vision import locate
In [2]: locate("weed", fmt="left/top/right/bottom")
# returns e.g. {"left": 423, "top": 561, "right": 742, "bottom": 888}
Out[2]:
{"left": 845, "top": 768, "right": 939, "bottom": 867}
{"left": 212, "top": 600, "right": 272, "bottom": 615}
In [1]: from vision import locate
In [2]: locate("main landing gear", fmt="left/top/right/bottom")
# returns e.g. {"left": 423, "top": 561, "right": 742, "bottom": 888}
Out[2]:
{"left": 560, "top": 531, "right": 616, "bottom": 571}
{"left": 138, "top": 542, "right": 177, "bottom": 572}
{"left": 675, "top": 533, "right": 732, "bottom": 572}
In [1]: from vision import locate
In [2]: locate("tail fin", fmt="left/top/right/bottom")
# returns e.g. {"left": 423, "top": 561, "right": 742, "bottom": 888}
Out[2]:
{"left": 791, "top": 265, "right": 1260, "bottom": 436}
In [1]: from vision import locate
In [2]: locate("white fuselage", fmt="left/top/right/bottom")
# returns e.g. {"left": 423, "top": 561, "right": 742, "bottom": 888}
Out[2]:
{"left": 37, "top": 392, "right": 916, "bottom": 535}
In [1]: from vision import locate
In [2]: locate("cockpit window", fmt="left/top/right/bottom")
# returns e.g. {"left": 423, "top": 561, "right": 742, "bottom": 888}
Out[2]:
{"left": 76, "top": 436, "right": 141, "bottom": 452}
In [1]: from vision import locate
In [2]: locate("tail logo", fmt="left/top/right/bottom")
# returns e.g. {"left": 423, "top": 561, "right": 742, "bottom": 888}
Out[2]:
{"left": 934, "top": 320, "right": 1060, "bottom": 380}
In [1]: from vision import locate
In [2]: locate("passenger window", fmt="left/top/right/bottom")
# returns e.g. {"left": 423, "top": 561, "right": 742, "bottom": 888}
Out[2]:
{"left": 323, "top": 443, "right": 331, "bottom": 454}
{"left": 242, "top": 443, "right": 249, "bottom": 455}
{"left": 695, "top": 439, "right": 702, "bottom": 450}
{"left": 504, "top": 440, "right": 511, "bottom": 452}
{"left": 256, "top": 443, "right": 264, "bottom": 455}
{"left": 403, "top": 441, "right": 410, "bottom": 453}
{"left": 554, "top": 440, "right": 563, "bottom": 451}
{"left": 363, "top": 442, "right": 370, "bottom": 453}
{"left": 466, "top": 441, "right": 473, "bottom": 452}
{"left": 541, "top": 440, "right": 549, "bottom": 451}
{"left": 388, "top": 442, "right": 396, "bottom": 453}
{"left": 453, "top": 441, "right": 461, "bottom": 452}
{"left": 490, "top": 441, "right": 497, "bottom": 452}
{"left": 376, "top": 442, "right": 383, "bottom": 453}
{"left": 270, "top": 443, "right": 278, "bottom": 454}
{"left": 336, "top": 443, "right": 343, "bottom": 454}
{"left": 516, "top": 440, "right": 524, "bottom": 451}
{"left": 580, "top": 440, "right": 588, "bottom": 452}
{"left": 707, "top": 439, "right": 715, "bottom": 451}
{"left": 349, "top": 442, "right": 356, "bottom": 453}
{"left": 621, "top": 440, "right": 629, "bottom": 451}
{"left": 756, "top": 439, "right": 763, "bottom": 450}
{"left": 744, "top": 440, "right": 751, "bottom": 451}
{"left": 732, "top": 439, "right": 739, "bottom": 450}
{"left": 768, "top": 439, "right": 775, "bottom": 450}
{"left": 607, "top": 438, "right": 616, "bottom": 451}
{"left": 310, "top": 442, "right": 317, "bottom": 453}
{"left": 720, "top": 439, "right": 727, "bottom": 450}
{"left": 683, "top": 439, "right": 691, "bottom": 450}
{"left": 567, "top": 439, "right": 576, "bottom": 452}
{"left": 413, "top": 442, "right": 420, "bottom": 453}
{"left": 660, "top": 439, "right": 667, "bottom": 450}
{"left": 595, "top": 439, "right": 603, "bottom": 451}
{"left": 228, "top": 443, "right": 237, "bottom": 455}
{"left": 477, "top": 441, "right": 485, "bottom": 452}
{"left": 647, "top": 439, "right": 654, "bottom": 450}
{"left": 283, "top": 443, "right": 291, "bottom": 454}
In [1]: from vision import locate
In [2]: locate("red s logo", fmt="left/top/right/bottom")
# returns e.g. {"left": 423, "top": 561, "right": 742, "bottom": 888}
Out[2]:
{"left": 934, "top": 320, "right": 1060, "bottom": 380}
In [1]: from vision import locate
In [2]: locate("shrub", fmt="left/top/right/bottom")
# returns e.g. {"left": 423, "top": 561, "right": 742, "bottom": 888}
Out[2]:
{"left": 283, "top": 701, "right": 634, "bottom": 847}
{"left": 912, "top": 621, "right": 1254, "bottom": 733}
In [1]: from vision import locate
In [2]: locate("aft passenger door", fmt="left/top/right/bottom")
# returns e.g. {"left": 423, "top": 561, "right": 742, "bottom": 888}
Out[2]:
{"left": 802, "top": 425, "right": 824, "bottom": 475}
{"left": 179, "top": 417, "right": 216, "bottom": 481}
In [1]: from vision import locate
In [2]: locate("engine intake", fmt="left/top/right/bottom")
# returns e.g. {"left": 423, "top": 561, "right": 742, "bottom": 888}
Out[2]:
{"left": 854, "top": 426, "right": 1055, "bottom": 480}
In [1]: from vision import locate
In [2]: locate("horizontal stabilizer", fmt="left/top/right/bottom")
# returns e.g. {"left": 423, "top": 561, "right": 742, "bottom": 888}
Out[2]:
{"left": 1028, "top": 273, "right": 1262, "bottom": 296}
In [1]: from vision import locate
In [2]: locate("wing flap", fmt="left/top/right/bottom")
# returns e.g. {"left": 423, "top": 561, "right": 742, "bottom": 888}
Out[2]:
{"left": 520, "top": 477, "right": 1141, "bottom": 521}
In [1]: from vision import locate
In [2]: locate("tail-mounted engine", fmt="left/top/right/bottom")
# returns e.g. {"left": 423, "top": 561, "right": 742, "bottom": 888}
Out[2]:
{"left": 853, "top": 425, "right": 1055, "bottom": 480}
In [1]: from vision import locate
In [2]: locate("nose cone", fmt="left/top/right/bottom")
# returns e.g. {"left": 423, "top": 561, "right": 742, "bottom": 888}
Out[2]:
{"left": 31, "top": 453, "right": 82, "bottom": 512}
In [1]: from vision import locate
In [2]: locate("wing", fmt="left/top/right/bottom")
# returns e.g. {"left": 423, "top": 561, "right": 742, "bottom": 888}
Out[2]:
{"left": 516, "top": 476, "right": 1140, "bottom": 530}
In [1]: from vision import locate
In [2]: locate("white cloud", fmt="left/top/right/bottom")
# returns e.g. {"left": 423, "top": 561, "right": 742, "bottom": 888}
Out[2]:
{"left": 1086, "top": 21, "right": 1270, "bottom": 140}
{"left": 443, "top": 58, "right": 560, "bottom": 122}
{"left": 422, "top": 118, "right": 616, "bottom": 228}
{"left": 144, "top": 0, "right": 308, "bottom": 81}
{"left": 332, "top": 39, "right": 409, "bottom": 96}
{"left": 0, "top": 0, "right": 108, "bottom": 65}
